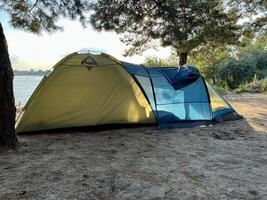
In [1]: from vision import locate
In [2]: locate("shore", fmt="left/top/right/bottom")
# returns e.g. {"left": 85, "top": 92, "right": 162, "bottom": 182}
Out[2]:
{"left": 1, "top": 92, "right": 267, "bottom": 200}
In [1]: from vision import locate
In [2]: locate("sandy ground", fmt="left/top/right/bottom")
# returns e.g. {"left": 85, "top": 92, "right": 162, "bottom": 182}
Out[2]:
{"left": 1, "top": 92, "right": 267, "bottom": 200}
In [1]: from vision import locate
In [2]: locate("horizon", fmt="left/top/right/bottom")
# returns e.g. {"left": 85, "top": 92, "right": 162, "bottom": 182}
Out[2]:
{"left": 0, "top": 11, "right": 172, "bottom": 70}
{"left": 14, "top": 69, "right": 50, "bottom": 71}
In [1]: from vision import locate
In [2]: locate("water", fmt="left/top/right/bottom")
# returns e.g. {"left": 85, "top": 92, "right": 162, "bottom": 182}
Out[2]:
{"left": 14, "top": 75, "right": 44, "bottom": 106}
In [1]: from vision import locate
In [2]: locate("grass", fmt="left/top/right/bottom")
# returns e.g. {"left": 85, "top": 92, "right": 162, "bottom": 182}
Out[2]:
{"left": 212, "top": 85, "right": 229, "bottom": 94}
{"left": 235, "top": 77, "right": 267, "bottom": 93}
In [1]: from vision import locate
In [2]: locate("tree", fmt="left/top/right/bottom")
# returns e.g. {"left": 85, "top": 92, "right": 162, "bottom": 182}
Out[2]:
{"left": 0, "top": 23, "right": 18, "bottom": 147}
{"left": 189, "top": 43, "right": 230, "bottom": 84}
{"left": 0, "top": 0, "right": 89, "bottom": 147}
{"left": 238, "top": 32, "right": 267, "bottom": 79}
{"left": 228, "top": 0, "right": 267, "bottom": 35}
{"left": 144, "top": 51, "right": 178, "bottom": 67}
{"left": 89, "top": 0, "right": 240, "bottom": 65}
{"left": 217, "top": 57, "right": 256, "bottom": 89}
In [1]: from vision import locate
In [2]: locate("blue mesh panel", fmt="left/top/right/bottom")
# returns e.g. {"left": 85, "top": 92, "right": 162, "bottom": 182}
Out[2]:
{"left": 122, "top": 63, "right": 157, "bottom": 118}
{"left": 157, "top": 103, "right": 211, "bottom": 122}
{"left": 135, "top": 75, "right": 156, "bottom": 117}
{"left": 148, "top": 68, "right": 212, "bottom": 122}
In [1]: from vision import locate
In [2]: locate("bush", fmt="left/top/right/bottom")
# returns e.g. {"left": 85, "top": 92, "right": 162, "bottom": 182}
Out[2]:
{"left": 216, "top": 58, "right": 256, "bottom": 89}
{"left": 239, "top": 49, "right": 267, "bottom": 79}
{"left": 189, "top": 43, "right": 230, "bottom": 85}
{"left": 212, "top": 84, "right": 229, "bottom": 93}
{"left": 144, "top": 54, "right": 178, "bottom": 67}
{"left": 234, "top": 76, "right": 267, "bottom": 93}
{"left": 261, "top": 78, "right": 267, "bottom": 91}
{"left": 235, "top": 84, "right": 247, "bottom": 93}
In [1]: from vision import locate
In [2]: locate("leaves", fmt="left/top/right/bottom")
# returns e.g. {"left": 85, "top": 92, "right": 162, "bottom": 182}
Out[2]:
{"left": 217, "top": 57, "right": 256, "bottom": 89}
{"left": 143, "top": 50, "right": 179, "bottom": 67}
{"left": 189, "top": 42, "right": 230, "bottom": 84}
{"left": 89, "top": 0, "right": 240, "bottom": 57}
{"left": 1, "top": 0, "right": 90, "bottom": 33}
{"left": 227, "top": 0, "right": 267, "bottom": 34}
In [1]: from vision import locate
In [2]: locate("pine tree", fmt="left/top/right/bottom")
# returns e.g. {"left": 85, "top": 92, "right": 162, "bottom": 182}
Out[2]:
{"left": 0, "top": 0, "right": 89, "bottom": 148}
{"left": 89, "top": 0, "right": 240, "bottom": 65}
{"left": 228, "top": 0, "right": 267, "bottom": 34}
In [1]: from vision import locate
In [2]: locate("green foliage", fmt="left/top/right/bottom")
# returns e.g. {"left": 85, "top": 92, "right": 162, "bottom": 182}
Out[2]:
{"left": 253, "top": 32, "right": 267, "bottom": 50}
{"left": 89, "top": 0, "right": 239, "bottom": 61}
{"left": 215, "top": 46, "right": 267, "bottom": 92}
{"left": 262, "top": 78, "right": 267, "bottom": 91}
{"left": 241, "top": 50, "right": 267, "bottom": 78}
{"left": 212, "top": 84, "right": 229, "bottom": 94}
{"left": 144, "top": 51, "right": 178, "bottom": 67}
{"left": 189, "top": 43, "right": 230, "bottom": 84}
{"left": 228, "top": 0, "right": 267, "bottom": 34}
{"left": 235, "top": 76, "right": 267, "bottom": 93}
{"left": 216, "top": 58, "right": 256, "bottom": 89}
{"left": 193, "top": 32, "right": 267, "bottom": 90}
{"left": 234, "top": 84, "right": 248, "bottom": 93}
{"left": 237, "top": 32, "right": 267, "bottom": 79}
{"left": 1, "top": 0, "right": 89, "bottom": 33}
{"left": 144, "top": 57, "right": 177, "bottom": 67}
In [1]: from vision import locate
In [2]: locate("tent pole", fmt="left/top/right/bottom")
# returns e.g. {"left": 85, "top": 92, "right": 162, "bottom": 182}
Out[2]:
{"left": 143, "top": 66, "right": 159, "bottom": 124}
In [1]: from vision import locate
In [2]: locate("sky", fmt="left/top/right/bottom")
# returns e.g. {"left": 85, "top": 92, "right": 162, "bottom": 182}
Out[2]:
{"left": 0, "top": 11, "right": 172, "bottom": 70}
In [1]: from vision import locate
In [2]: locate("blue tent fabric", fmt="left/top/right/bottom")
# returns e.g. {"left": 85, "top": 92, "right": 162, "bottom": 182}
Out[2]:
{"left": 156, "top": 65, "right": 200, "bottom": 90}
{"left": 123, "top": 62, "right": 239, "bottom": 128}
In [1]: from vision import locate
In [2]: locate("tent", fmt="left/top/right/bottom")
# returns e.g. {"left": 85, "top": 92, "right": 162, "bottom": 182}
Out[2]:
{"left": 16, "top": 51, "right": 240, "bottom": 133}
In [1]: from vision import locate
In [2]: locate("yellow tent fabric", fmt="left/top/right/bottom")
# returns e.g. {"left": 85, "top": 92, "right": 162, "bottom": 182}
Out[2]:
{"left": 16, "top": 52, "right": 156, "bottom": 132}
{"left": 205, "top": 81, "right": 230, "bottom": 112}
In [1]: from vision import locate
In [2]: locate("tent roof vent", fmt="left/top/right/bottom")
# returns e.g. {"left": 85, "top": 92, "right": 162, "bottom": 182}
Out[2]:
{"left": 81, "top": 56, "right": 97, "bottom": 70}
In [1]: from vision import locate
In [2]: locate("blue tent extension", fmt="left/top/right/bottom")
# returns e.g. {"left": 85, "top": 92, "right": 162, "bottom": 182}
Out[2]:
{"left": 123, "top": 62, "right": 240, "bottom": 128}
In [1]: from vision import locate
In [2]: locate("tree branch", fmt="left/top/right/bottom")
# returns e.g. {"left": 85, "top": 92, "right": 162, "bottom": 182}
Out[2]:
{"left": 29, "top": 0, "right": 39, "bottom": 12}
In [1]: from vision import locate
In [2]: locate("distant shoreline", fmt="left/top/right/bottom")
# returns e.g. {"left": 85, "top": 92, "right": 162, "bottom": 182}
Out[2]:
{"left": 14, "top": 70, "right": 49, "bottom": 76}
{"left": 14, "top": 74, "right": 46, "bottom": 76}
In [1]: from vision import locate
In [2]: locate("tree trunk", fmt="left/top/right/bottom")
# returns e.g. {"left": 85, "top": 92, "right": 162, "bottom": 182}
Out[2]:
{"left": 0, "top": 22, "right": 18, "bottom": 147}
{"left": 212, "top": 76, "right": 216, "bottom": 85}
{"left": 179, "top": 52, "right": 188, "bottom": 66}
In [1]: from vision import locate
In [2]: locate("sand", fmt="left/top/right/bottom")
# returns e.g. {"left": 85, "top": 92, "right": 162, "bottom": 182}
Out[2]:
{"left": 1, "top": 92, "right": 267, "bottom": 200}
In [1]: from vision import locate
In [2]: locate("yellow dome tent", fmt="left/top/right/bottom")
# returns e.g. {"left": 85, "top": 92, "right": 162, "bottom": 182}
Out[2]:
{"left": 16, "top": 52, "right": 155, "bottom": 132}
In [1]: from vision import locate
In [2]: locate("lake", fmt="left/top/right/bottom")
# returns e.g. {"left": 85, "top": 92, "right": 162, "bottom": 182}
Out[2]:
{"left": 14, "top": 75, "right": 44, "bottom": 106}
